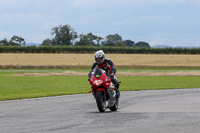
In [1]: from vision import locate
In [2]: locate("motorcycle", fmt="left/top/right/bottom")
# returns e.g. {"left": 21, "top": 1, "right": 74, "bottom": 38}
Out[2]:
{"left": 88, "top": 68, "right": 120, "bottom": 112}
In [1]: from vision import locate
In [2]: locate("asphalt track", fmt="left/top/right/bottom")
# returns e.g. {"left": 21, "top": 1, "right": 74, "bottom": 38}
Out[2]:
{"left": 0, "top": 89, "right": 200, "bottom": 133}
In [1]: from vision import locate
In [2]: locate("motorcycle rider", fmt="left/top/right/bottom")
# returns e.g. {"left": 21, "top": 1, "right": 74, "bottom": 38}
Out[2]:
{"left": 88, "top": 50, "right": 120, "bottom": 100}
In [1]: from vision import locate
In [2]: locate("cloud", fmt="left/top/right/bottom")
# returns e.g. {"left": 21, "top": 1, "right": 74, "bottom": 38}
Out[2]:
{"left": 149, "top": 38, "right": 167, "bottom": 46}
{"left": 0, "top": 0, "right": 200, "bottom": 45}
{"left": 140, "top": 16, "right": 172, "bottom": 21}
{"left": 0, "top": 32, "right": 8, "bottom": 37}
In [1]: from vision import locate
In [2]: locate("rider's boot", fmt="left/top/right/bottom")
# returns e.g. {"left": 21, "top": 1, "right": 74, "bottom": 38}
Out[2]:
{"left": 115, "top": 84, "right": 120, "bottom": 100}
{"left": 111, "top": 77, "right": 120, "bottom": 100}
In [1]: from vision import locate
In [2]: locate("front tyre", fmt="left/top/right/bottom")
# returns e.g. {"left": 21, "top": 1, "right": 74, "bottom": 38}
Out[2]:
{"left": 96, "top": 91, "right": 106, "bottom": 112}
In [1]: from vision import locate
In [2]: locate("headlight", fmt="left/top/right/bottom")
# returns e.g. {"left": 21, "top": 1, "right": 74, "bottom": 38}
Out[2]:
{"left": 94, "top": 80, "right": 103, "bottom": 86}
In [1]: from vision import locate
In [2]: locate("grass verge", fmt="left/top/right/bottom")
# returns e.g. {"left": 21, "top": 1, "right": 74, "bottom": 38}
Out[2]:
{"left": 1, "top": 69, "right": 200, "bottom": 101}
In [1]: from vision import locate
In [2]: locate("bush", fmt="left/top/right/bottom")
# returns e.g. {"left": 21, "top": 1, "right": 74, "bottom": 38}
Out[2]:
{"left": 0, "top": 46, "right": 200, "bottom": 54}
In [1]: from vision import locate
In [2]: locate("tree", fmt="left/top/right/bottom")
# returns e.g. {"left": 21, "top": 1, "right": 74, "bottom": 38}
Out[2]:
{"left": 124, "top": 40, "right": 135, "bottom": 47}
{"left": 0, "top": 36, "right": 25, "bottom": 46}
{"left": 75, "top": 32, "right": 103, "bottom": 46}
{"left": 10, "top": 36, "right": 26, "bottom": 46}
{"left": 115, "top": 41, "right": 126, "bottom": 47}
{"left": 96, "top": 36, "right": 103, "bottom": 46}
{"left": 102, "top": 34, "right": 125, "bottom": 46}
{"left": 75, "top": 33, "right": 94, "bottom": 46}
{"left": 0, "top": 38, "right": 10, "bottom": 46}
{"left": 135, "top": 41, "right": 151, "bottom": 48}
{"left": 51, "top": 24, "right": 78, "bottom": 45}
{"left": 41, "top": 39, "right": 53, "bottom": 46}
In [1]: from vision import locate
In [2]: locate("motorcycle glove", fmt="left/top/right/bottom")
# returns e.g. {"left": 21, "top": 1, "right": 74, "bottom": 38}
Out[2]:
{"left": 110, "top": 73, "right": 115, "bottom": 79}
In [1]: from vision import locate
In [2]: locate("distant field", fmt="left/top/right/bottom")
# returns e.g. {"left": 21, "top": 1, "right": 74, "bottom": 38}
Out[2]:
{"left": 1, "top": 53, "right": 200, "bottom": 68}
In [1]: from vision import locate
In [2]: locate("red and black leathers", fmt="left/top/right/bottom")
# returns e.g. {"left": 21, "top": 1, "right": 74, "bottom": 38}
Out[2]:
{"left": 91, "top": 59, "right": 116, "bottom": 75}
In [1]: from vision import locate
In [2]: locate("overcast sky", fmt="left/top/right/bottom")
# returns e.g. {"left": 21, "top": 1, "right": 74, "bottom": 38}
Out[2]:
{"left": 0, "top": 0, "right": 200, "bottom": 47}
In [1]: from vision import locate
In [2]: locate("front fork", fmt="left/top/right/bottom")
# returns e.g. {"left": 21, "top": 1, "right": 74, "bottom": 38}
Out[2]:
{"left": 91, "top": 89, "right": 107, "bottom": 102}
{"left": 103, "top": 91, "right": 106, "bottom": 102}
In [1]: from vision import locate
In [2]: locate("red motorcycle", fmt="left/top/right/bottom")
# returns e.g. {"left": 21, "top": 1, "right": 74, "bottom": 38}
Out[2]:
{"left": 89, "top": 68, "right": 120, "bottom": 112}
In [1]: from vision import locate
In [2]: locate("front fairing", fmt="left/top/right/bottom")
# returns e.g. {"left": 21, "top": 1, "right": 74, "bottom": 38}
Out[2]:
{"left": 90, "top": 69, "right": 111, "bottom": 90}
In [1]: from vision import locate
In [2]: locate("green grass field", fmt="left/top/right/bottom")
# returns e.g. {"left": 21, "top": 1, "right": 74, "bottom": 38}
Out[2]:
{"left": 1, "top": 68, "right": 200, "bottom": 101}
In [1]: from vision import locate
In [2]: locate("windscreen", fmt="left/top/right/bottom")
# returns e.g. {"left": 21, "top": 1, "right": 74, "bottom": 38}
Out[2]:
{"left": 93, "top": 68, "right": 104, "bottom": 78}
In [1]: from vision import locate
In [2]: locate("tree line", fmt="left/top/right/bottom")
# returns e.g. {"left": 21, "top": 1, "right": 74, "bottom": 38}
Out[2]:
{"left": 1, "top": 46, "right": 200, "bottom": 54}
{"left": 0, "top": 24, "right": 151, "bottom": 48}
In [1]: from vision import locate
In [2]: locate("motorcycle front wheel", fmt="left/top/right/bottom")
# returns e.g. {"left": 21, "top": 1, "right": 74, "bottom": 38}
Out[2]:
{"left": 96, "top": 91, "right": 106, "bottom": 112}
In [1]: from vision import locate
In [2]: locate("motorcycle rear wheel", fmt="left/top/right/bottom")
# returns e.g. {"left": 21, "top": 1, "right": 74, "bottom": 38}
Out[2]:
{"left": 110, "top": 101, "right": 119, "bottom": 111}
{"left": 96, "top": 91, "right": 106, "bottom": 112}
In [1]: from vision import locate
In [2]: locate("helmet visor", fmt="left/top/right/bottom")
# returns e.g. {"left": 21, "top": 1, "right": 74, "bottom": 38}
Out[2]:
{"left": 96, "top": 58, "right": 102, "bottom": 62}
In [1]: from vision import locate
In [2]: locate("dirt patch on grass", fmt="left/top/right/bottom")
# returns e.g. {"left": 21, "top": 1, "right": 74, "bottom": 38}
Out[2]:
{"left": 13, "top": 71, "right": 200, "bottom": 76}
{"left": 13, "top": 71, "right": 87, "bottom": 76}
{"left": 117, "top": 72, "right": 200, "bottom": 76}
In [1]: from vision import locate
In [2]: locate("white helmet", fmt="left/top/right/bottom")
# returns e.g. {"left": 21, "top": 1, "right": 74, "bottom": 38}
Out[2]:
{"left": 94, "top": 50, "right": 105, "bottom": 65}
